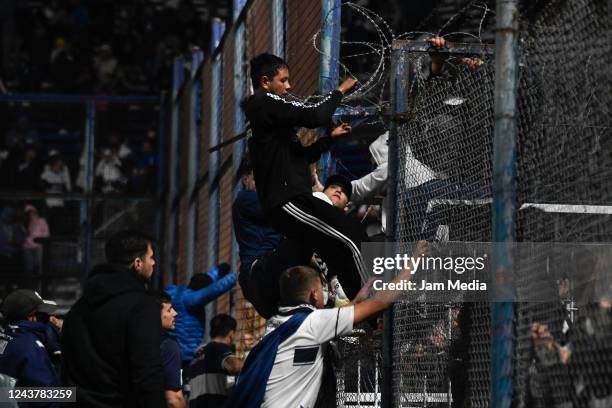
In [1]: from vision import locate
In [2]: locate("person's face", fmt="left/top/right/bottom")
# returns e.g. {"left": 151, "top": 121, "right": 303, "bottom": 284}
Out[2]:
{"left": 309, "top": 278, "right": 325, "bottom": 309}
{"left": 51, "top": 159, "right": 64, "bottom": 172}
{"left": 160, "top": 302, "right": 177, "bottom": 331}
{"left": 324, "top": 184, "right": 349, "bottom": 209}
{"left": 261, "top": 67, "right": 291, "bottom": 95}
{"left": 242, "top": 333, "right": 254, "bottom": 350}
{"left": 134, "top": 243, "right": 155, "bottom": 279}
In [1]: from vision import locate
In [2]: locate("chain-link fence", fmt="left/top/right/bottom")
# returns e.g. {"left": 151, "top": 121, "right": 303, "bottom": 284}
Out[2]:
{"left": 384, "top": 0, "right": 612, "bottom": 407}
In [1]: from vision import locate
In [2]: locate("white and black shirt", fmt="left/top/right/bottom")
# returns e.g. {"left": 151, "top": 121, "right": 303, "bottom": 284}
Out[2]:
{"left": 262, "top": 304, "right": 354, "bottom": 408}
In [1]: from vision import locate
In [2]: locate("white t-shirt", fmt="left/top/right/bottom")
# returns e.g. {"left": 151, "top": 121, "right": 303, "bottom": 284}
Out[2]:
{"left": 262, "top": 304, "right": 354, "bottom": 408}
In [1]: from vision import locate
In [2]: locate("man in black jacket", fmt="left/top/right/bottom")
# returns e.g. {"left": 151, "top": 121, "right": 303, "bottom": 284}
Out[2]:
{"left": 245, "top": 53, "right": 366, "bottom": 299}
{"left": 61, "top": 230, "right": 165, "bottom": 408}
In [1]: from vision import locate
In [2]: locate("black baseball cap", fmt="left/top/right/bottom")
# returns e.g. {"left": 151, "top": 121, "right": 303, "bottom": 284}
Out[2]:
{"left": 1, "top": 289, "right": 58, "bottom": 322}
{"left": 324, "top": 174, "right": 352, "bottom": 200}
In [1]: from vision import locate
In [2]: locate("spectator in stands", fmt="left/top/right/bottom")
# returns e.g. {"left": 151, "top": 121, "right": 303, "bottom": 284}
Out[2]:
{"left": 245, "top": 53, "right": 366, "bottom": 299}
{"left": 14, "top": 143, "right": 44, "bottom": 191}
{"left": 61, "top": 230, "right": 166, "bottom": 408}
{"left": 40, "top": 150, "right": 72, "bottom": 234}
{"left": 165, "top": 263, "right": 236, "bottom": 365}
{"left": 149, "top": 290, "right": 187, "bottom": 408}
{"left": 49, "top": 37, "right": 77, "bottom": 92}
{"left": 131, "top": 138, "right": 157, "bottom": 193}
{"left": 186, "top": 314, "right": 243, "bottom": 408}
{"left": 95, "top": 148, "right": 127, "bottom": 193}
{"left": 93, "top": 43, "right": 118, "bottom": 92}
{"left": 22, "top": 204, "right": 49, "bottom": 275}
{"left": 0, "top": 289, "right": 60, "bottom": 393}
{"left": 228, "top": 241, "right": 427, "bottom": 407}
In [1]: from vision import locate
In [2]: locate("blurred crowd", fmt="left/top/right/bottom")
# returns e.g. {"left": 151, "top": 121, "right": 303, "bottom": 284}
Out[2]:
{"left": 1, "top": 0, "right": 207, "bottom": 94}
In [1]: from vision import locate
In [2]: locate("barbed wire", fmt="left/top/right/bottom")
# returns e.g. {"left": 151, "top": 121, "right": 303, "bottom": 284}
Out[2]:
{"left": 303, "top": 1, "right": 495, "bottom": 112}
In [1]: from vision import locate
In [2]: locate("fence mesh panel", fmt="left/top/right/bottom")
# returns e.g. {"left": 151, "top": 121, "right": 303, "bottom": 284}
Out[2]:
{"left": 386, "top": 0, "right": 612, "bottom": 407}
{"left": 514, "top": 1, "right": 612, "bottom": 407}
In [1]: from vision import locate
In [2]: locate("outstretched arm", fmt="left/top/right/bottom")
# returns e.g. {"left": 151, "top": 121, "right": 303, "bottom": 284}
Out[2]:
{"left": 184, "top": 272, "right": 237, "bottom": 310}
{"left": 352, "top": 240, "right": 428, "bottom": 324}
{"left": 264, "top": 79, "right": 358, "bottom": 129}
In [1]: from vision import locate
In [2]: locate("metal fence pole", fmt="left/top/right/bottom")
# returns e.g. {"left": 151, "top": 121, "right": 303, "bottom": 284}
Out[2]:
{"left": 318, "top": 0, "right": 340, "bottom": 182}
{"left": 185, "top": 50, "right": 204, "bottom": 281}
{"left": 165, "top": 57, "right": 184, "bottom": 284}
{"left": 231, "top": 20, "right": 247, "bottom": 307}
{"left": 272, "top": 0, "right": 286, "bottom": 58}
{"left": 81, "top": 100, "right": 95, "bottom": 285}
{"left": 491, "top": 1, "right": 519, "bottom": 407}
{"left": 384, "top": 44, "right": 410, "bottom": 408}
{"left": 205, "top": 21, "right": 225, "bottom": 342}
{"left": 155, "top": 93, "right": 168, "bottom": 289}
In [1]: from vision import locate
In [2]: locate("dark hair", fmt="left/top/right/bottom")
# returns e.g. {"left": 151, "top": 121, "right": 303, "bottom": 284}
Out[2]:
{"left": 148, "top": 289, "right": 172, "bottom": 309}
{"left": 249, "top": 53, "right": 288, "bottom": 90}
{"left": 105, "top": 230, "right": 155, "bottom": 265}
{"left": 238, "top": 155, "right": 252, "bottom": 177}
{"left": 188, "top": 273, "right": 213, "bottom": 290}
{"left": 279, "top": 266, "right": 320, "bottom": 305}
{"left": 210, "top": 314, "right": 237, "bottom": 338}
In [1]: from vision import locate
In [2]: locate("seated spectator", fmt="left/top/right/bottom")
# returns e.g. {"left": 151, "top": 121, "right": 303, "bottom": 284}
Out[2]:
{"left": 49, "top": 37, "right": 78, "bottom": 92}
{"left": 150, "top": 290, "right": 187, "bottom": 408}
{"left": 186, "top": 314, "right": 243, "bottom": 408}
{"left": 14, "top": 143, "right": 44, "bottom": 191}
{"left": 165, "top": 263, "right": 237, "bottom": 365}
{"left": 95, "top": 148, "right": 127, "bottom": 193}
{"left": 131, "top": 138, "right": 157, "bottom": 193}
{"left": 0, "top": 290, "right": 60, "bottom": 392}
{"left": 40, "top": 151, "right": 72, "bottom": 235}
{"left": 93, "top": 44, "right": 119, "bottom": 92}
{"left": 22, "top": 204, "right": 50, "bottom": 275}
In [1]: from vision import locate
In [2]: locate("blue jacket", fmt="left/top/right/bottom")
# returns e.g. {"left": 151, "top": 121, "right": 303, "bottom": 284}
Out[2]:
{"left": 0, "top": 321, "right": 60, "bottom": 389}
{"left": 232, "top": 190, "right": 282, "bottom": 274}
{"left": 165, "top": 268, "right": 237, "bottom": 362}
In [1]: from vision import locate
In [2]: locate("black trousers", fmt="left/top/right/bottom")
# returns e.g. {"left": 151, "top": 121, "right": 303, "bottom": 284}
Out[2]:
{"left": 267, "top": 193, "right": 369, "bottom": 299}
{"left": 239, "top": 237, "right": 312, "bottom": 319}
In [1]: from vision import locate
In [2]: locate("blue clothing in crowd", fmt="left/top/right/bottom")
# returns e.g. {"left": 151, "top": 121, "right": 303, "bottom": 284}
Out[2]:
{"left": 232, "top": 190, "right": 281, "bottom": 275}
{"left": 0, "top": 321, "right": 60, "bottom": 408}
{"left": 165, "top": 267, "right": 237, "bottom": 362}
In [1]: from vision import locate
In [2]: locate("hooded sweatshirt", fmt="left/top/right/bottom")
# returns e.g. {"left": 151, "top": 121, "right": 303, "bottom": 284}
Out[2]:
{"left": 61, "top": 264, "right": 165, "bottom": 408}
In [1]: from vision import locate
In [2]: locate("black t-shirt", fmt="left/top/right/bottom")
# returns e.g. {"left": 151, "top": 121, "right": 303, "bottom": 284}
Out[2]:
{"left": 160, "top": 335, "right": 182, "bottom": 390}
{"left": 186, "top": 341, "right": 235, "bottom": 408}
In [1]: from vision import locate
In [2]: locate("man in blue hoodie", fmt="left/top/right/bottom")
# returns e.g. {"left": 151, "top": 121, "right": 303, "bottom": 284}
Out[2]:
{"left": 0, "top": 289, "right": 60, "bottom": 407}
{"left": 165, "top": 263, "right": 237, "bottom": 365}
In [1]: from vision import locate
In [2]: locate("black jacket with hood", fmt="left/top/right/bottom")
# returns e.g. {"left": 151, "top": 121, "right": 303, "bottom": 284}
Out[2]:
{"left": 61, "top": 263, "right": 165, "bottom": 408}
{"left": 245, "top": 90, "right": 343, "bottom": 212}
